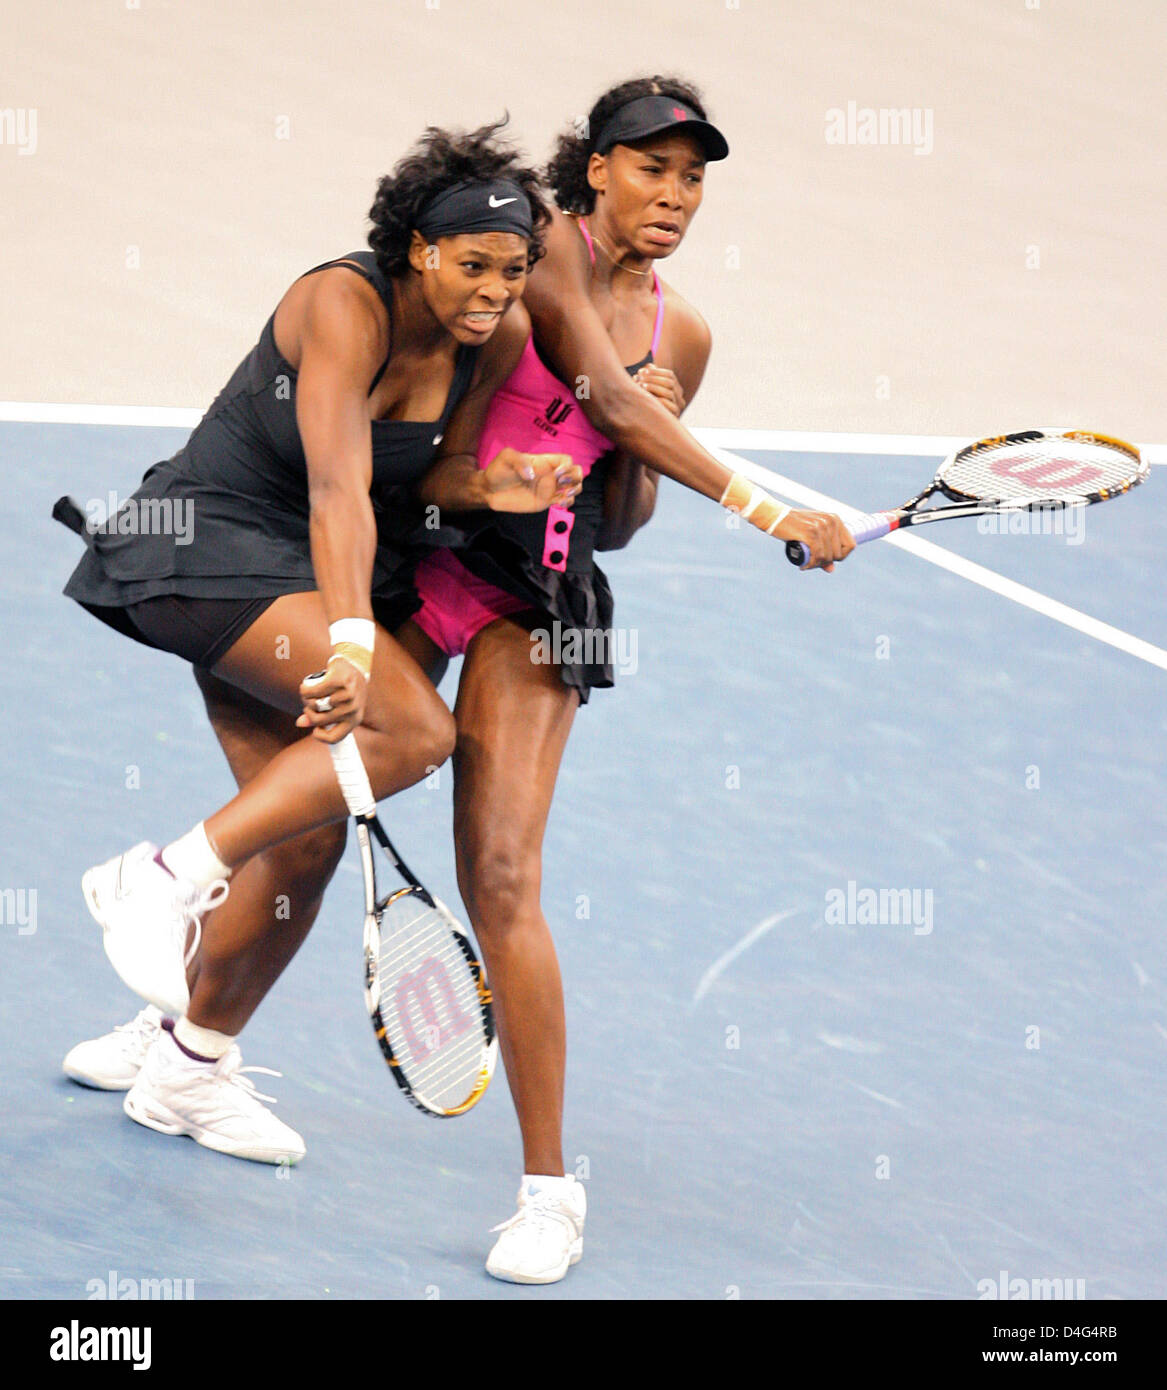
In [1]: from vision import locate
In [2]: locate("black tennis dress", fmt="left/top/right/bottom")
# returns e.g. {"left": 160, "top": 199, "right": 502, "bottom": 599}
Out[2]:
{"left": 54, "top": 251, "right": 479, "bottom": 667}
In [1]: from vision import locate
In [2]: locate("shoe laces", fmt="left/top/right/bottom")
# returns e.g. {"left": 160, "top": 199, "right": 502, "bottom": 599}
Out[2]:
{"left": 174, "top": 879, "right": 230, "bottom": 967}
{"left": 490, "top": 1188, "right": 578, "bottom": 1239}
{"left": 114, "top": 1006, "right": 162, "bottom": 1043}
{"left": 215, "top": 1050, "right": 282, "bottom": 1108}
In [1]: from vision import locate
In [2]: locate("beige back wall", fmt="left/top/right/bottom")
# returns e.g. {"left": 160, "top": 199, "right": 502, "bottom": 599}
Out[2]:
{"left": 3, "top": 0, "right": 1164, "bottom": 437}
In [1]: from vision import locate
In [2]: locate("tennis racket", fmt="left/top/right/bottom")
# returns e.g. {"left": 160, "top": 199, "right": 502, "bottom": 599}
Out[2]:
{"left": 785, "top": 428, "right": 1147, "bottom": 567}
{"left": 326, "top": 730, "right": 496, "bottom": 1117}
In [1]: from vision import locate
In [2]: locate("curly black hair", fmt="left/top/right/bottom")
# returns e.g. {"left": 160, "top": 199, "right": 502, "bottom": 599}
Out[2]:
{"left": 368, "top": 119, "right": 551, "bottom": 278}
{"left": 546, "top": 76, "right": 713, "bottom": 215}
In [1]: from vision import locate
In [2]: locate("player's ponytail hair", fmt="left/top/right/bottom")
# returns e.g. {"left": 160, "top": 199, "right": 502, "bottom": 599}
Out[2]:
{"left": 368, "top": 118, "right": 551, "bottom": 277}
{"left": 547, "top": 75, "right": 713, "bottom": 214}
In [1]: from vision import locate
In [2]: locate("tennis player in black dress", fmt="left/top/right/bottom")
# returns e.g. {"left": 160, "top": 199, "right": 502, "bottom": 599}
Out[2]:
{"left": 57, "top": 121, "right": 580, "bottom": 1163}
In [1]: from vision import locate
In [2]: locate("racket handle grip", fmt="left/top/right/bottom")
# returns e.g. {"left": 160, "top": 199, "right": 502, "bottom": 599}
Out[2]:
{"left": 784, "top": 512, "right": 896, "bottom": 568}
{"left": 328, "top": 733, "right": 377, "bottom": 818}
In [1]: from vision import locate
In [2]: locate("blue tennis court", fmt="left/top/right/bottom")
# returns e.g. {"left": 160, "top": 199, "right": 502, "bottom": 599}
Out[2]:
{"left": 3, "top": 420, "right": 1164, "bottom": 1299}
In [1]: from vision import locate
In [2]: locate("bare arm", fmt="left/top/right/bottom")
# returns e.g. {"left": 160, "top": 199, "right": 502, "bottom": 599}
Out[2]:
{"left": 595, "top": 450, "right": 660, "bottom": 551}
{"left": 525, "top": 210, "right": 852, "bottom": 570}
{"left": 287, "top": 270, "right": 393, "bottom": 739}
{"left": 295, "top": 273, "right": 386, "bottom": 627}
{"left": 523, "top": 212, "right": 728, "bottom": 498}
{"left": 596, "top": 295, "right": 711, "bottom": 550}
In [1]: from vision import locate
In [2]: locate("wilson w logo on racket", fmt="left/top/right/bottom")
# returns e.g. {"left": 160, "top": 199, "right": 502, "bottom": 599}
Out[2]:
{"left": 786, "top": 428, "right": 1148, "bottom": 567}
{"left": 326, "top": 732, "right": 497, "bottom": 1118}
{"left": 393, "top": 956, "right": 477, "bottom": 1056}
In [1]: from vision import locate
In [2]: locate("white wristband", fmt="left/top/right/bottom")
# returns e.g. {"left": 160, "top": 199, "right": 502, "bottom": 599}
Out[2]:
{"left": 328, "top": 618, "right": 375, "bottom": 652}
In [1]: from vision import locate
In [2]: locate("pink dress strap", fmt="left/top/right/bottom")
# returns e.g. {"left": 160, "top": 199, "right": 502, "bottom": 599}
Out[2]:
{"left": 577, "top": 215, "right": 597, "bottom": 264}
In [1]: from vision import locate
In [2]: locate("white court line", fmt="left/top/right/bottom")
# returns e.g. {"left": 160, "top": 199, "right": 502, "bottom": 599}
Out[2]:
{"left": 0, "top": 404, "right": 1164, "bottom": 465}
{"left": 5, "top": 400, "right": 1164, "bottom": 665}
{"left": 695, "top": 427, "right": 1167, "bottom": 467}
{"left": 705, "top": 442, "right": 1167, "bottom": 673}
{"left": 0, "top": 402, "right": 202, "bottom": 428}
{"left": 695, "top": 426, "right": 966, "bottom": 457}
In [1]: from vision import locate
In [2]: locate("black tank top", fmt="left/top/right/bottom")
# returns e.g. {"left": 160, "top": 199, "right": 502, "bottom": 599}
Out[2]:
{"left": 56, "top": 251, "right": 480, "bottom": 606}
{"left": 208, "top": 250, "right": 478, "bottom": 494}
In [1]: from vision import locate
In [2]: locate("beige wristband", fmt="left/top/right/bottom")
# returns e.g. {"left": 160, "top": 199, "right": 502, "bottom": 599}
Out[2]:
{"left": 719, "top": 473, "right": 792, "bottom": 535}
{"left": 328, "top": 642, "right": 373, "bottom": 681}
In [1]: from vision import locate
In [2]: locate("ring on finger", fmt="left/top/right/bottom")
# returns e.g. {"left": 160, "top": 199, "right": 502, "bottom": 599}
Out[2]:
{"left": 314, "top": 696, "right": 333, "bottom": 713}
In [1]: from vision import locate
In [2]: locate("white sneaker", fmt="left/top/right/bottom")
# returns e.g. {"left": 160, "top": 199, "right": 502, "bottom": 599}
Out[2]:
{"left": 123, "top": 1024, "right": 305, "bottom": 1165}
{"left": 486, "top": 1174, "right": 586, "bottom": 1284}
{"left": 63, "top": 1006, "right": 164, "bottom": 1090}
{"left": 82, "top": 841, "right": 229, "bottom": 1016}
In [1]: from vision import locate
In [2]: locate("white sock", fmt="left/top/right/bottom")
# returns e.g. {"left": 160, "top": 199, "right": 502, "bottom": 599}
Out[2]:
{"left": 523, "top": 1173, "right": 574, "bottom": 1195}
{"left": 173, "top": 1016, "right": 236, "bottom": 1061}
{"left": 161, "top": 822, "right": 231, "bottom": 888}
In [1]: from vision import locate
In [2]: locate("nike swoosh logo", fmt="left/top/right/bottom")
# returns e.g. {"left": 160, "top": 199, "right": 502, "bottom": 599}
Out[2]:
{"left": 488, "top": 195, "right": 517, "bottom": 208}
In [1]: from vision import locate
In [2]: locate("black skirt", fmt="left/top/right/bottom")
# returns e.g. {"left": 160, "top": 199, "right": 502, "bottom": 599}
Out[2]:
{"left": 53, "top": 411, "right": 422, "bottom": 666}
{"left": 57, "top": 421, "right": 614, "bottom": 700}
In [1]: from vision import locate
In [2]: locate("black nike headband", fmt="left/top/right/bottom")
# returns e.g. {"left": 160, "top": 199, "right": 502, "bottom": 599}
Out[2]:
{"left": 415, "top": 180, "right": 534, "bottom": 240}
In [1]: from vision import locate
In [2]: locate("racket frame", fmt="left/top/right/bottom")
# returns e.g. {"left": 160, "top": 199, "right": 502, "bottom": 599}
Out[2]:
{"left": 323, "top": 730, "right": 496, "bottom": 1118}
{"left": 354, "top": 812, "right": 496, "bottom": 1118}
{"left": 786, "top": 428, "right": 1148, "bottom": 567}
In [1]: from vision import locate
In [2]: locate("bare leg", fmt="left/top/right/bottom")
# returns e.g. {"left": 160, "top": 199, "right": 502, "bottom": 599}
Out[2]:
{"left": 196, "top": 591, "right": 455, "bottom": 864}
{"left": 451, "top": 618, "right": 579, "bottom": 1177}
{"left": 183, "top": 669, "right": 347, "bottom": 1033}
{"left": 183, "top": 620, "right": 450, "bottom": 1035}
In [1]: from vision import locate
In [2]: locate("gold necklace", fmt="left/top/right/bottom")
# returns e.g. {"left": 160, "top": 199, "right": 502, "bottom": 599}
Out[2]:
{"left": 583, "top": 218, "right": 653, "bottom": 277}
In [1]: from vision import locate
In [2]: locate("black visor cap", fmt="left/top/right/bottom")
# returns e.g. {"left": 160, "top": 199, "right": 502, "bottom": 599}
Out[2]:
{"left": 593, "top": 94, "right": 729, "bottom": 163}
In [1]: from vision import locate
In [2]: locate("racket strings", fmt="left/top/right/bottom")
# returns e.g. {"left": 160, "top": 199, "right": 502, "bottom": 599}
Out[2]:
{"left": 942, "top": 435, "right": 1142, "bottom": 503}
{"left": 375, "top": 893, "right": 489, "bottom": 1108}
{"left": 379, "top": 951, "right": 487, "bottom": 1096}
